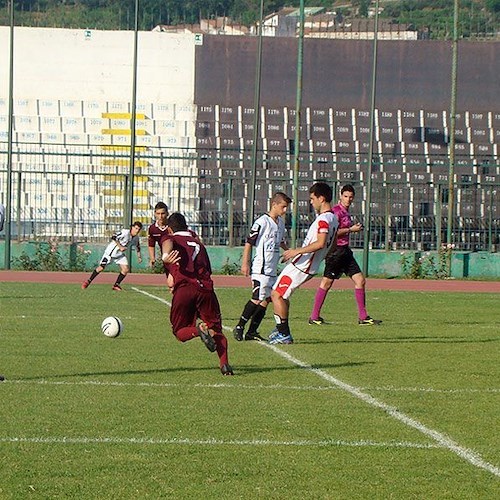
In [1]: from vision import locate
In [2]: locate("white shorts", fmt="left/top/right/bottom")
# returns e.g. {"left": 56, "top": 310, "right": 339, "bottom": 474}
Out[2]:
{"left": 272, "top": 264, "right": 313, "bottom": 300}
{"left": 251, "top": 274, "right": 277, "bottom": 302}
{"left": 100, "top": 242, "right": 128, "bottom": 267}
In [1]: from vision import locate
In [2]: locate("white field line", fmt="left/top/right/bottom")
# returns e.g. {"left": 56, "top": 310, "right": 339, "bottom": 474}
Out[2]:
{"left": 265, "top": 345, "right": 500, "bottom": 478}
{"left": 0, "top": 436, "right": 441, "bottom": 450}
{"left": 132, "top": 286, "right": 500, "bottom": 478}
{"left": 6, "top": 379, "right": 500, "bottom": 395}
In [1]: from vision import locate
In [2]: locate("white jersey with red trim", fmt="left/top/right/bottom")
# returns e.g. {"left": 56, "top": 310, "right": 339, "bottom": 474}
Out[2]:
{"left": 291, "top": 211, "right": 338, "bottom": 275}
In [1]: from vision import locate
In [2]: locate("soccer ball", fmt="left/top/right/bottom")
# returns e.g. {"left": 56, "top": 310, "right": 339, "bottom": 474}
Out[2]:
{"left": 101, "top": 316, "right": 123, "bottom": 338}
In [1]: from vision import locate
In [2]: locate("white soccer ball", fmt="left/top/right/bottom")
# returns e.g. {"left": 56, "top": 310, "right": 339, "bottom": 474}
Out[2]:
{"left": 101, "top": 316, "right": 123, "bottom": 338}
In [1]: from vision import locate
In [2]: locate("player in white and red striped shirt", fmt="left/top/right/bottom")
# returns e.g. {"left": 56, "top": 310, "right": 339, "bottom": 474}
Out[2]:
{"left": 269, "top": 182, "right": 338, "bottom": 344}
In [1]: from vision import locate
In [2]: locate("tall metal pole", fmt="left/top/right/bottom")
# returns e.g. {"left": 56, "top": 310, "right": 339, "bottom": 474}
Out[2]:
{"left": 291, "top": 0, "right": 305, "bottom": 248}
{"left": 127, "top": 0, "right": 139, "bottom": 228}
{"left": 4, "top": 0, "right": 15, "bottom": 270}
{"left": 362, "top": 0, "right": 379, "bottom": 276}
{"left": 248, "top": 0, "right": 264, "bottom": 230}
{"left": 447, "top": 0, "right": 459, "bottom": 272}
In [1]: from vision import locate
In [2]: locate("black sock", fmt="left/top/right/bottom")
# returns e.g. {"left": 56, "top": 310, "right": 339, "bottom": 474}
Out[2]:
{"left": 88, "top": 270, "right": 100, "bottom": 283}
{"left": 114, "top": 273, "right": 126, "bottom": 286}
{"left": 238, "top": 300, "right": 259, "bottom": 328}
{"left": 274, "top": 314, "right": 290, "bottom": 336}
{"left": 248, "top": 305, "right": 267, "bottom": 333}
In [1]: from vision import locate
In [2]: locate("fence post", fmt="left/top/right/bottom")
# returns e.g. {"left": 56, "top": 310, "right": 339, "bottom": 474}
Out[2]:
{"left": 384, "top": 184, "right": 390, "bottom": 251}
{"left": 436, "top": 184, "right": 442, "bottom": 250}
{"left": 71, "top": 173, "right": 76, "bottom": 243}
{"left": 228, "top": 178, "right": 234, "bottom": 247}
{"left": 16, "top": 171, "right": 21, "bottom": 242}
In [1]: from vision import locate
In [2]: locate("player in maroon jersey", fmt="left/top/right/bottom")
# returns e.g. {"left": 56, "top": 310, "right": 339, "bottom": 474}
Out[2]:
{"left": 160, "top": 212, "right": 233, "bottom": 376}
{"left": 148, "top": 202, "right": 169, "bottom": 268}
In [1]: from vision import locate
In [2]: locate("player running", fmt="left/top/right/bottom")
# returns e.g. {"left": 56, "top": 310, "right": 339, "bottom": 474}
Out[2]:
{"left": 81, "top": 221, "right": 143, "bottom": 291}
{"left": 161, "top": 212, "right": 233, "bottom": 376}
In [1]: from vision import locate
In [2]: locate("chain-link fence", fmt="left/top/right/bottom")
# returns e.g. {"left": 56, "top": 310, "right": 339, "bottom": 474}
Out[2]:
{"left": 1, "top": 142, "right": 498, "bottom": 252}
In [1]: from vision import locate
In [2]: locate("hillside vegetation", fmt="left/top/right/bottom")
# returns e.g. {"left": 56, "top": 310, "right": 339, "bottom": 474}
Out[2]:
{"left": 0, "top": 1, "right": 499, "bottom": 39}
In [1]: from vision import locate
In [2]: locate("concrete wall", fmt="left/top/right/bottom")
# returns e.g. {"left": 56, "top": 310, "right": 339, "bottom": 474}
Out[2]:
{"left": 1, "top": 241, "right": 498, "bottom": 279}
{"left": 0, "top": 27, "right": 195, "bottom": 104}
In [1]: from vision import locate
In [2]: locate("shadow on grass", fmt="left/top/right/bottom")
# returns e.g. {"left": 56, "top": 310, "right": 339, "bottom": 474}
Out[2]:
{"left": 17, "top": 360, "right": 372, "bottom": 380}
{"left": 297, "top": 335, "right": 499, "bottom": 345}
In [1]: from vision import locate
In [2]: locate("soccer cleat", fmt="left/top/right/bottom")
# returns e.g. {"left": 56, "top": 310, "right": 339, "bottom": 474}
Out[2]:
{"left": 81, "top": 280, "right": 90, "bottom": 289}
{"left": 197, "top": 322, "right": 217, "bottom": 352}
{"left": 358, "top": 316, "right": 382, "bottom": 326}
{"left": 268, "top": 332, "right": 294, "bottom": 345}
{"left": 268, "top": 327, "right": 280, "bottom": 341}
{"left": 233, "top": 325, "right": 244, "bottom": 342}
{"left": 308, "top": 316, "right": 325, "bottom": 325}
{"left": 0, "top": 374, "right": 5, "bottom": 382}
{"left": 244, "top": 332, "right": 266, "bottom": 342}
{"left": 220, "top": 364, "right": 234, "bottom": 376}
{"left": 112, "top": 285, "right": 123, "bottom": 291}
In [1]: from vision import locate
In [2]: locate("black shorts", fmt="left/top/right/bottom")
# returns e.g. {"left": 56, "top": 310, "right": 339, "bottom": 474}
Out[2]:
{"left": 323, "top": 246, "right": 362, "bottom": 280}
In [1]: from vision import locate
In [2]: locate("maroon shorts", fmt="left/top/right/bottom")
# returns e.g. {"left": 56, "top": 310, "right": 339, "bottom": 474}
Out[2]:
{"left": 170, "top": 284, "right": 222, "bottom": 334}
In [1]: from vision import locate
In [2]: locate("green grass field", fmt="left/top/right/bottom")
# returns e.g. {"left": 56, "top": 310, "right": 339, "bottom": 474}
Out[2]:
{"left": 0, "top": 281, "right": 499, "bottom": 499}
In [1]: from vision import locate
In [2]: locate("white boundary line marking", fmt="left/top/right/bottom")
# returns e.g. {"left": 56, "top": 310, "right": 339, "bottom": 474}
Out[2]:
{"left": 6, "top": 378, "right": 500, "bottom": 395}
{"left": 132, "top": 286, "right": 500, "bottom": 478}
{"left": 0, "top": 436, "right": 441, "bottom": 449}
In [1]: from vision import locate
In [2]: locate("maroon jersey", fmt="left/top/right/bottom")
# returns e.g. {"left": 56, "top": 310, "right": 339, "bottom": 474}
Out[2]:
{"left": 161, "top": 230, "right": 214, "bottom": 291}
{"left": 148, "top": 222, "right": 169, "bottom": 249}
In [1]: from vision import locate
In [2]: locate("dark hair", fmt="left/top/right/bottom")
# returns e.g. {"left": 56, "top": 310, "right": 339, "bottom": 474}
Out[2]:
{"left": 154, "top": 201, "right": 169, "bottom": 212}
{"left": 132, "top": 221, "right": 143, "bottom": 230}
{"left": 309, "top": 182, "right": 333, "bottom": 203}
{"left": 341, "top": 184, "right": 355, "bottom": 196}
{"left": 167, "top": 212, "right": 188, "bottom": 232}
{"left": 271, "top": 192, "right": 292, "bottom": 205}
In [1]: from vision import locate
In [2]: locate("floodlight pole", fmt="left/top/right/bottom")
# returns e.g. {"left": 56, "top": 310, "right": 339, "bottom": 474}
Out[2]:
{"left": 248, "top": 0, "right": 264, "bottom": 230}
{"left": 446, "top": 0, "right": 459, "bottom": 274}
{"left": 4, "top": 0, "right": 15, "bottom": 270}
{"left": 127, "top": 0, "right": 139, "bottom": 228}
{"left": 126, "top": 0, "right": 139, "bottom": 269}
{"left": 362, "top": 0, "right": 379, "bottom": 276}
{"left": 291, "top": 0, "right": 305, "bottom": 248}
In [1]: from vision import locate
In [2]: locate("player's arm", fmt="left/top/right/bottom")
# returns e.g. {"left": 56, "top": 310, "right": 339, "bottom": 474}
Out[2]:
{"left": 282, "top": 232, "right": 328, "bottom": 262}
{"left": 161, "top": 239, "right": 181, "bottom": 266}
{"left": 241, "top": 242, "right": 252, "bottom": 276}
{"left": 147, "top": 228, "right": 157, "bottom": 266}
{"left": 135, "top": 238, "right": 142, "bottom": 263}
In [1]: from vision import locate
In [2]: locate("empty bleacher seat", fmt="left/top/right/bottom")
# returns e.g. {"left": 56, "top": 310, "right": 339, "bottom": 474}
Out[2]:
{"left": 377, "top": 109, "right": 398, "bottom": 142}
{"left": 14, "top": 115, "right": 39, "bottom": 132}
{"left": 38, "top": 99, "right": 60, "bottom": 117}
{"left": 59, "top": 100, "right": 83, "bottom": 118}
{"left": 83, "top": 100, "right": 107, "bottom": 118}
{"left": 153, "top": 103, "right": 176, "bottom": 120}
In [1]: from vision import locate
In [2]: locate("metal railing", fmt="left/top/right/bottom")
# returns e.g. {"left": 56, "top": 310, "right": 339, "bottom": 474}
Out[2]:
{"left": 1, "top": 142, "right": 499, "bottom": 253}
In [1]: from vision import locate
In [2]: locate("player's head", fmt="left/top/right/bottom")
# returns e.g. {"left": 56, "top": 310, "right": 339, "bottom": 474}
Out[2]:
{"left": 309, "top": 182, "right": 333, "bottom": 213}
{"left": 154, "top": 202, "right": 169, "bottom": 223}
{"left": 309, "top": 182, "right": 333, "bottom": 203}
{"left": 270, "top": 192, "right": 292, "bottom": 217}
{"left": 340, "top": 184, "right": 355, "bottom": 208}
{"left": 131, "top": 221, "right": 143, "bottom": 235}
{"left": 167, "top": 212, "right": 188, "bottom": 232}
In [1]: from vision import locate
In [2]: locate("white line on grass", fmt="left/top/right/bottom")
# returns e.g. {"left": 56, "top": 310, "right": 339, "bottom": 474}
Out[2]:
{"left": 265, "top": 345, "right": 500, "bottom": 478}
{"left": 132, "top": 286, "right": 500, "bottom": 478}
{"left": 0, "top": 436, "right": 442, "bottom": 450}
{"left": 7, "top": 379, "right": 500, "bottom": 395}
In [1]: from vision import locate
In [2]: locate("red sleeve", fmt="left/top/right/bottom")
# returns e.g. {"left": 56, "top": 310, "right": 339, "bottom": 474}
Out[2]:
{"left": 318, "top": 220, "right": 330, "bottom": 233}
